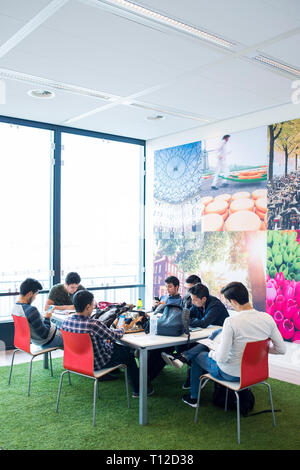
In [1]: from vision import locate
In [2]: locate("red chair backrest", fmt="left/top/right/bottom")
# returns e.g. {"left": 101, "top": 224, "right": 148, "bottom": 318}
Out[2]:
{"left": 240, "top": 338, "right": 270, "bottom": 388}
{"left": 12, "top": 314, "right": 31, "bottom": 354}
{"left": 61, "top": 330, "right": 95, "bottom": 376}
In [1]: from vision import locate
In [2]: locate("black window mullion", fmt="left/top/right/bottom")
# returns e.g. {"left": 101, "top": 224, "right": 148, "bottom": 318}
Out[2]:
{"left": 52, "top": 130, "right": 61, "bottom": 286}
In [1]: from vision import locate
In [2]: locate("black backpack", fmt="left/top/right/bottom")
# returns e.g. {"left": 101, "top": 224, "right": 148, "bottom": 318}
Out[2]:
{"left": 213, "top": 383, "right": 255, "bottom": 417}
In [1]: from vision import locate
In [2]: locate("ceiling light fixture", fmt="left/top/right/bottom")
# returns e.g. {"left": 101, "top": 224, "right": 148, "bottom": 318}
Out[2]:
{"left": 98, "top": 0, "right": 235, "bottom": 49}
{"left": 132, "top": 102, "right": 211, "bottom": 122}
{"left": 253, "top": 55, "right": 300, "bottom": 76}
{"left": 0, "top": 68, "right": 116, "bottom": 101}
{"left": 146, "top": 114, "right": 165, "bottom": 121}
{"left": 28, "top": 89, "right": 55, "bottom": 99}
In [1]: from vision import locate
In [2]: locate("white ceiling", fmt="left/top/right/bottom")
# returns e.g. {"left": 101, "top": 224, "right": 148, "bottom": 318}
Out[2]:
{"left": 0, "top": 0, "right": 299, "bottom": 140}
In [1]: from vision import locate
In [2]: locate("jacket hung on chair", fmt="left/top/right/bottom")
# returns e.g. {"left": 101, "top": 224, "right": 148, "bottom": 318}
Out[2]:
{"left": 12, "top": 303, "right": 56, "bottom": 346}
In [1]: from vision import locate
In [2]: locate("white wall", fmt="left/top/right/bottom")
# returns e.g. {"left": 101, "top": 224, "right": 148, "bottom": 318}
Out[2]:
{"left": 144, "top": 101, "right": 300, "bottom": 309}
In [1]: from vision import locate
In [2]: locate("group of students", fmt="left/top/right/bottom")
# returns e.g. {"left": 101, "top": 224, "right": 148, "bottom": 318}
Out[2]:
{"left": 12, "top": 272, "right": 286, "bottom": 406}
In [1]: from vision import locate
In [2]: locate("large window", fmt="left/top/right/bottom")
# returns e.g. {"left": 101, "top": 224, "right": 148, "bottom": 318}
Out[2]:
{"left": 0, "top": 117, "right": 145, "bottom": 318}
{"left": 0, "top": 123, "right": 52, "bottom": 315}
{"left": 61, "top": 133, "right": 144, "bottom": 288}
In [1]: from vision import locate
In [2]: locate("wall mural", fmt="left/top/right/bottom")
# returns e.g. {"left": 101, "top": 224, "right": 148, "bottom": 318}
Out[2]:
{"left": 153, "top": 119, "right": 300, "bottom": 345}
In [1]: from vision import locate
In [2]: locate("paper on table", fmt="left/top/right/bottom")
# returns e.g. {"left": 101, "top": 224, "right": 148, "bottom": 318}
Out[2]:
{"left": 196, "top": 338, "right": 216, "bottom": 350}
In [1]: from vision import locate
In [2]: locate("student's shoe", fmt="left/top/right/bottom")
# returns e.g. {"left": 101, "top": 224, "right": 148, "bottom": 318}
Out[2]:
{"left": 161, "top": 352, "right": 184, "bottom": 369}
{"left": 182, "top": 394, "right": 198, "bottom": 408}
{"left": 211, "top": 186, "right": 218, "bottom": 190}
{"left": 132, "top": 386, "right": 155, "bottom": 398}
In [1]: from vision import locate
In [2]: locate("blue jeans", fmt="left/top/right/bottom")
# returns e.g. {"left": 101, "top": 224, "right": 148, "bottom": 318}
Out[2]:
{"left": 41, "top": 329, "right": 64, "bottom": 349}
{"left": 185, "top": 348, "right": 240, "bottom": 398}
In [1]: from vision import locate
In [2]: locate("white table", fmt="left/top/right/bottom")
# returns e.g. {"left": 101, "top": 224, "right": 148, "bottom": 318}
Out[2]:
{"left": 121, "top": 327, "right": 219, "bottom": 425}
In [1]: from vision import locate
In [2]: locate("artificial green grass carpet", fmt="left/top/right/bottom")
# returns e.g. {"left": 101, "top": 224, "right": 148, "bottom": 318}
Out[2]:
{"left": 0, "top": 357, "right": 299, "bottom": 450}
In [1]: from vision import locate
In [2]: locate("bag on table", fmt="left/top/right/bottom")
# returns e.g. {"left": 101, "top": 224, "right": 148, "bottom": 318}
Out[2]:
{"left": 156, "top": 302, "right": 184, "bottom": 337}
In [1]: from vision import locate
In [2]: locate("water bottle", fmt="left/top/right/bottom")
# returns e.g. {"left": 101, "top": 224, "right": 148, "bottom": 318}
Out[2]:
{"left": 137, "top": 298, "right": 143, "bottom": 310}
{"left": 48, "top": 305, "right": 54, "bottom": 313}
{"left": 149, "top": 315, "right": 158, "bottom": 336}
{"left": 117, "top": 314, "right": 126, "bottom": 328}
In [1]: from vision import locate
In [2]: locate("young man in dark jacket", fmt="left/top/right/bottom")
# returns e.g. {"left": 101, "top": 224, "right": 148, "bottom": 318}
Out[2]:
{"left": 162, "top": 283, "right": 229, "bottom": 389}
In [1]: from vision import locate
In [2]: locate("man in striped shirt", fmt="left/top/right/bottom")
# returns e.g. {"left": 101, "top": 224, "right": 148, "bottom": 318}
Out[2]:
{"left": 12, "top": 278, "right": 64, "bottom": 348}
{"left": 61, "top": 290, "right": 140, "bottom": 397}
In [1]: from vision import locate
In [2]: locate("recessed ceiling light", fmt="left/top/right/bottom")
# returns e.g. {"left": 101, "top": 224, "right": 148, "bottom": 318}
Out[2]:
{"left": 146, "top": 114, "right": 165, "bottom": 121}
{"left": 28, "top": 89, "right": 55, "bottom": 99}
{"left": 253, "top": 55, "right": 300, "bottom": 76}
{"left": 98, "top": 0, "right": 236, "bottom": 49}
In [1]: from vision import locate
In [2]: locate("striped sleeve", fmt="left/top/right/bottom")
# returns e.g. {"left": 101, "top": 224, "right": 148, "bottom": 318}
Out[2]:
{"left": 26, "top": 306, "right": 52, "bottom": 340}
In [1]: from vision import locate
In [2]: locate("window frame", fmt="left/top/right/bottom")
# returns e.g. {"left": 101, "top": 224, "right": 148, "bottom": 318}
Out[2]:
{"left": 0, "top": 114, "right": 146, "bottom": 309}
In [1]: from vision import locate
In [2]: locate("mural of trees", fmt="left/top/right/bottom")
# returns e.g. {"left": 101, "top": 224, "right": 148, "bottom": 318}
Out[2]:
{"left": 268, "top": 119, "right": 300, "bottom": 181}
{"left": 154, "top": 231, "right": 266, "bottom": 310}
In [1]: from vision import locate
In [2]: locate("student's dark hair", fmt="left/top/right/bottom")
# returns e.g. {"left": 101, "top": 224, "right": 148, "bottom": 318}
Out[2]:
{"left": 221, "top": 282, "right": 249, "bottom": 305}
{"left": 165, "top": 276, "right": 180, "bottom": 287}
{"left": 222, "top": 134, "right": 230, "bottom": 140}
{"left": 185, "top": 274, "right": 201, "bottom": 285}
{"left": 65, "top": 272, "right": 81, "bottom": 285}
{"left": 19, "top": 278, "right": 43, "bottom": 296}
{"left": 73, "top": 290, "right": 94, "bottom": 313}
{"left": 188, "top": 283, "right": 209, "bottom": 299}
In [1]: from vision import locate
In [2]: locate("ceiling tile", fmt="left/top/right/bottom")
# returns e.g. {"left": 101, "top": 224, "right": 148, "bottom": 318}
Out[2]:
{"left": 0, "top": 0, "right": 53, "bottom": 22}
{"left": 69, "top": 104, "right": 204, "bottom": 139}
{"left": 0, "top": 79, "right": 108, "bottom": 124}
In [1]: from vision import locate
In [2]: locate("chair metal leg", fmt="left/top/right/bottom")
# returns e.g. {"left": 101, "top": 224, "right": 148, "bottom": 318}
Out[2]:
{"left": 28, "top": 357, "right": 34, "bottom": 396}
{"left": 49, "top": 352, "right": 53, "bottom": 377}
{"left": 263, "top": 382, "right": 276, "bottom": 427}
{"left": 195, "top": 376, "right": 205, "bottom": 424}
{"left": 68, "top": 371, "right": 71, "bottom": 385}
{"left": 235, "top": 391, "right": 241, "bottom": 445}
{"left": 8, "top": 349, "right": 18, "bottom": 385}
{"left": 225, "top": 388, "right": 229, "bottom": 412}
{"left": 56, "top": 370, "right": 68, "bottom": 413}
{"left": 124, "top": 367, "right": 130, "bottom": 408}
{"left": 93, "top": 379, "right": 98, "bottom": 426}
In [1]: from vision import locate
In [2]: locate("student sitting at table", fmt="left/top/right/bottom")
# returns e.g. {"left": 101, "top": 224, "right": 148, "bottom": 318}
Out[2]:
{"left": 61, "top": 289, "right": 153, "bottom": 398}
{"left": 163, "top": 282, "right": 286, "bottom": 408}
{"left": 147, "top": 276, "right": 182, "bottom": 385}
{"left": 13, "top": 278, "right": 64, "bottom": 349}
{"left": 44, "top": 272, "right": 85, "bottom": 312}
{"left": 165, "top": 282, "right": 229, "bottom": 391}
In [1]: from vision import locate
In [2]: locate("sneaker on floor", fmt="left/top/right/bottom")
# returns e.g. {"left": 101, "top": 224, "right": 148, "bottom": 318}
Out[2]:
{"left": 211, "top": 186, "right": 218, "bottom": 190}
{"left": 161, "top": 352, "right": 184, "bottom": 369}
{"left": 182, "top": 394, "right": 198, "bottom": 408}
{"left": 132, "top": 386, "right": 155, "bottom": 398}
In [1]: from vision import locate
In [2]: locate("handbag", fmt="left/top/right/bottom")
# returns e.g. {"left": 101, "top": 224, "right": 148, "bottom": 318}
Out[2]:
{"left": 156, "top": 302, "right": 184, "bottom": 336}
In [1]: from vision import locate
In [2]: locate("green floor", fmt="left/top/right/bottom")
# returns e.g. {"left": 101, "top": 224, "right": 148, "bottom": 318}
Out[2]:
{"left": 0, "top": 357, "right": 299, "bottom": 450}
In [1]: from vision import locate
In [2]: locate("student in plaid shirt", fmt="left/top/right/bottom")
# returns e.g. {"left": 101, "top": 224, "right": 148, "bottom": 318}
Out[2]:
{"left": 62, "top": 290, "right": 140, "bottom": 396}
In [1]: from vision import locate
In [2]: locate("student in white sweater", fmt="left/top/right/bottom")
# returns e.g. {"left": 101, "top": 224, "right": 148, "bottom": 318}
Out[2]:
{"left": 181, "top": 282, "right": 286, "bottom": 408}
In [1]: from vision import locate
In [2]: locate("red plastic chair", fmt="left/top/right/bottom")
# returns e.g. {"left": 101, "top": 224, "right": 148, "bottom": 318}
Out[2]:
{"left": 195, "top": 339, "right": 276, "bottom": 444}
{"left": 8, "top": 314, "right": 61, "bottom": 396}
{"left": 56, "top": 330, "right": 130, "bottom": 426}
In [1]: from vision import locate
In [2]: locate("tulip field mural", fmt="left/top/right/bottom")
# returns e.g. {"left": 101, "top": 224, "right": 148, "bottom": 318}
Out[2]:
{"left": 266, "top": 230, "right": 300, "bottom": 343}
